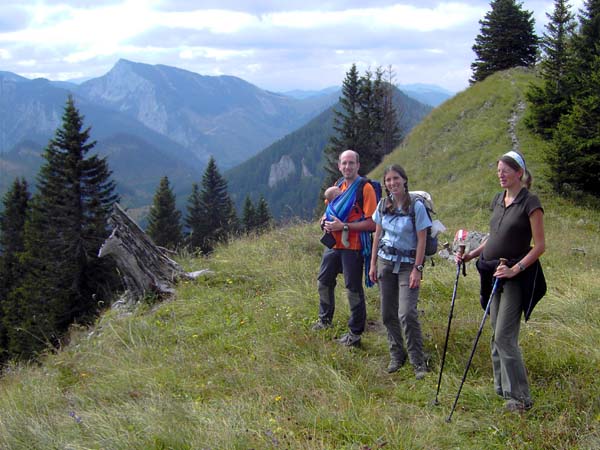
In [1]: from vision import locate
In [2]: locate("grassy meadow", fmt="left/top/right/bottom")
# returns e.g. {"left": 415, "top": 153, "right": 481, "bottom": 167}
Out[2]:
{"left": 0, "top": 68, "right": 599, "bottom": 449}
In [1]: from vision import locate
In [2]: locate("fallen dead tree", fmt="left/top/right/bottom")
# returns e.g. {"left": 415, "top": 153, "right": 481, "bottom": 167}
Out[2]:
{"left": 99, "top": 203, "right": 209, "bottom": 307}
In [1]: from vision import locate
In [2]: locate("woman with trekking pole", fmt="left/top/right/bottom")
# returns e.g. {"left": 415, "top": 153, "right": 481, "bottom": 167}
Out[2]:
{"left": 456, "top": 150, "right": 546, "bottom": 413}
{"left": 369, "top": 164, "right": 430, "bottom": 379}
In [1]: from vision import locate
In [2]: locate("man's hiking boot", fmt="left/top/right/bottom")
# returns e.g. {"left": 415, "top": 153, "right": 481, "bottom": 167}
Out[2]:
{"left": 386, "top": 358, "right": 405, "bottom": 373}
{"left": 337, "top": 331, "right": 361, "bottom": 347}
{"left": 311, "top": 320, "right": 332, "bottom": 331}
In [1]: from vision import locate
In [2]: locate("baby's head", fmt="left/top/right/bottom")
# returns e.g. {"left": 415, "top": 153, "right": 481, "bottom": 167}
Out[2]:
{"left": 324, "top": 186, "right": 342, "bottom": 202}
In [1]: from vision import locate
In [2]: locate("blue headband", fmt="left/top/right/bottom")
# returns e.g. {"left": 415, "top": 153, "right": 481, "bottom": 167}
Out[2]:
{"left": 503, "top": 151, "right": 526, "bottom": 171}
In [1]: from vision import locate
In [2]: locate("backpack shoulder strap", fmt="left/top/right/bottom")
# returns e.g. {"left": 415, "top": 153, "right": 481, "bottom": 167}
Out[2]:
{"left": 354, "top": 177, "right": 367, "bottom": 210}
{"left": 408, "top": 193, "right": 418, "bottom": 221}
{"left": 377, "top": 196, "right": 387, "bottom": 216}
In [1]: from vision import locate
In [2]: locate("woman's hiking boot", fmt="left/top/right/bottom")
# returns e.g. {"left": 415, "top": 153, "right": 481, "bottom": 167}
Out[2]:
{"left": 505, "top": 399, "right": 532, "bottom": 412}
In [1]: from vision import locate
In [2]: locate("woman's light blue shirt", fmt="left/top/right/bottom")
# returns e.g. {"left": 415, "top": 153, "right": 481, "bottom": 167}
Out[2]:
{"left": 373, "top": 200, "right": 432, "bottom": 263}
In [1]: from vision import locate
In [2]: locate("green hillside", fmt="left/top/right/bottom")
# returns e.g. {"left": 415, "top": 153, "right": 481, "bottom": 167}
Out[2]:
{"left": 1, "top": 68, "right": 598, "bottom": 449}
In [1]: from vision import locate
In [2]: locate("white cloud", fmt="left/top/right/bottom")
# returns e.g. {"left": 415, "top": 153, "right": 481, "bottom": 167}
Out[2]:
{"left": 177, "top": 46, "right": 255, "bottom": 61}
{"left": 263, "top": 3, "right": 483, "bottom": 32}
{"left": 245, "top": 63, "right": 261, "bottom": 73}
{"left": 17, "top": 59, "right": 36, "bottom": 66}
{"left": 424, "top": 48, "right": 445, "bottom": 55}
{"left": 0, "top": 1, "right": 569, "bottom": 92}
{"left": 179, "top": 49, "right": 193, "bottom": 60}
{"left": 161, "top": 9, "right": 257, "bottom": 33}
{"left": 1, "top": 0, "right": 155, "bottom": 48}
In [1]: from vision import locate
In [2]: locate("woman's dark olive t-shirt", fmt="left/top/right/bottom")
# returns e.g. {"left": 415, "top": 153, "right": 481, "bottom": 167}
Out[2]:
{"left": 482, "top": 188, "right": 543, "bottom": 261}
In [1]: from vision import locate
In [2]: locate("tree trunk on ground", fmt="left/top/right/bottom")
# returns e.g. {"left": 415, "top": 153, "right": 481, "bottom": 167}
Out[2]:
{"left": 99, "top": 203, "right": 209, "bottom": 307}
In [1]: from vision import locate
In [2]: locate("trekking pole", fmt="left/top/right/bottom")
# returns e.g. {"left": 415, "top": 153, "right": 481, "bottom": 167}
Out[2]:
{"left": 446, "top": 258, "right": 507, "bottom": 422}
{"left": 432, "top": 236, "right": 467, "bottom": 406}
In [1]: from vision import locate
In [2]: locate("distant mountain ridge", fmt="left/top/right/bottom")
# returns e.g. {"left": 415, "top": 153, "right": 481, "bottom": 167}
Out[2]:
{"left": 0, "top": 60, "right": 338, "bottom": 207}
{"left": 399, "top": 83, "right": 455, "bottom": 107}
{"left": 0, "top": 73, "right": 203, "bottom": 207}
{"left": 282, "top": 86, "right": 340, "bottom": 99}
{"left": 281, "top": 84, "right": 454, "bottom": 107}
{"left": 77, "top": 60, "right": 336, "bottom": 166}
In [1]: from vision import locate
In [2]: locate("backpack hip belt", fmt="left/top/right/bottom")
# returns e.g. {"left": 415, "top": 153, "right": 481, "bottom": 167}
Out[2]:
{"left": 380, "top": 244, "right": 417, "bottom": 258}
{"left": 379, "top": 244, "right": 417, "bottom": 274}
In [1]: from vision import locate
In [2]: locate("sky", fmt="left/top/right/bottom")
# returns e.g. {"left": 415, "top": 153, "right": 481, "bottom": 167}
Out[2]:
{"left": 0, "top": 0, "right": 585, "bottom": 94}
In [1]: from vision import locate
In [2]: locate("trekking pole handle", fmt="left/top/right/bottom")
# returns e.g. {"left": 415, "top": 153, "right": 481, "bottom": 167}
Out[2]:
{"left": 499, "top": 258, "right": 508, "bottom": 267}
{"left": 458, "top": 244, "right": 467, "bottom": 276}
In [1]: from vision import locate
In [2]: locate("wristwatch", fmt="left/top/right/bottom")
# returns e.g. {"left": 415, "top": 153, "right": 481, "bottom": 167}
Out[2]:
{"left": 343, "top": 224, "right": 349, "bottom": 232}
{"left": 415, "top": 264, "right": 424, "bottom": 272}
{"left": 517, "top": 262, "right": 526, "bottom": 271}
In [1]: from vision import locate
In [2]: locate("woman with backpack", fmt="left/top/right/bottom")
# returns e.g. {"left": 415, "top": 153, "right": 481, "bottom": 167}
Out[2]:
{"left": 457, "top": 151, "right": 545, "bottom": 412}
{"left": 369, "top": 164, "right": 430, "bottom": 379}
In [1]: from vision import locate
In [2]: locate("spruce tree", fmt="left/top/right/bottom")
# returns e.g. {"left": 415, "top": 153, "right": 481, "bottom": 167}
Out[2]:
{"left": 548, "top": 81, "right": 600, "bottom": 195}
{"left": 225, "top": 197, "right": 239, "bottom": 237}
{"left": 572, "top": 0, "right": 600, "bottom": 74}
{"left": 147, "top": 176, "right": 183, "bottom": 249}
{"left": 184, "top": 183, "right": 206, "bottom": 252}
{"left": 356, "top": 69, "right": 384, "bottom": 174}
{"left": 38, "top": 96, "right": 118, "bottom": 327}
{"left": 242, "top": 195, "right": 257, "bottom": 234}
{"left": 0, "top": 178, "right": 30, "bottom": 299}
{"left": 197, "top": 157, "right": 238, "bottom": 253}
{"left": 7, "top": 96, "right": 118, "bottom": 358}
{"left": 4, "top": 202, "right": 56, "bottom": 357}
{"left": 471, "top": 0, "right": 538, "bottom": 83}
{"left": 547, "top": 0, "right": 600, "bottom": 195}
{"left": 323, "top": 64, "right": 401, "bottom": 187}
{"left": 323, "top": 64, "right": 362, "bottom": 186}
{"left": 356, "top": 67, "right": 401, "bottom": 173}
{"left": 255, "top": 196, "right": 272, "bottom": 232}
{"left": 526, "top": 0, "right": 577, "bottom": 138}
{"left": 540, "top": 0, "right": 577, "bottom": 85}
{"left": 0, "top": 178, "right": 30, "bottom": 361}
{"left": 381, "top": 66, "right": 402, "bottom": 156}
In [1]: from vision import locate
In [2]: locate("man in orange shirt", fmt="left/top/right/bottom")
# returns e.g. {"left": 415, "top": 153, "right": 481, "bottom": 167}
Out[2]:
{"left": 313, "top": 150, "right": 377, "bottom": 346}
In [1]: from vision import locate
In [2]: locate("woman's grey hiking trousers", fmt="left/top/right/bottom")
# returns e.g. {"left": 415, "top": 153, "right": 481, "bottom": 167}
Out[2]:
{"left": 377, "top": 257, "right": 425, "bottom": 367}
{"left": 490, "top": 278, "right": 532, "bottom": 405}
